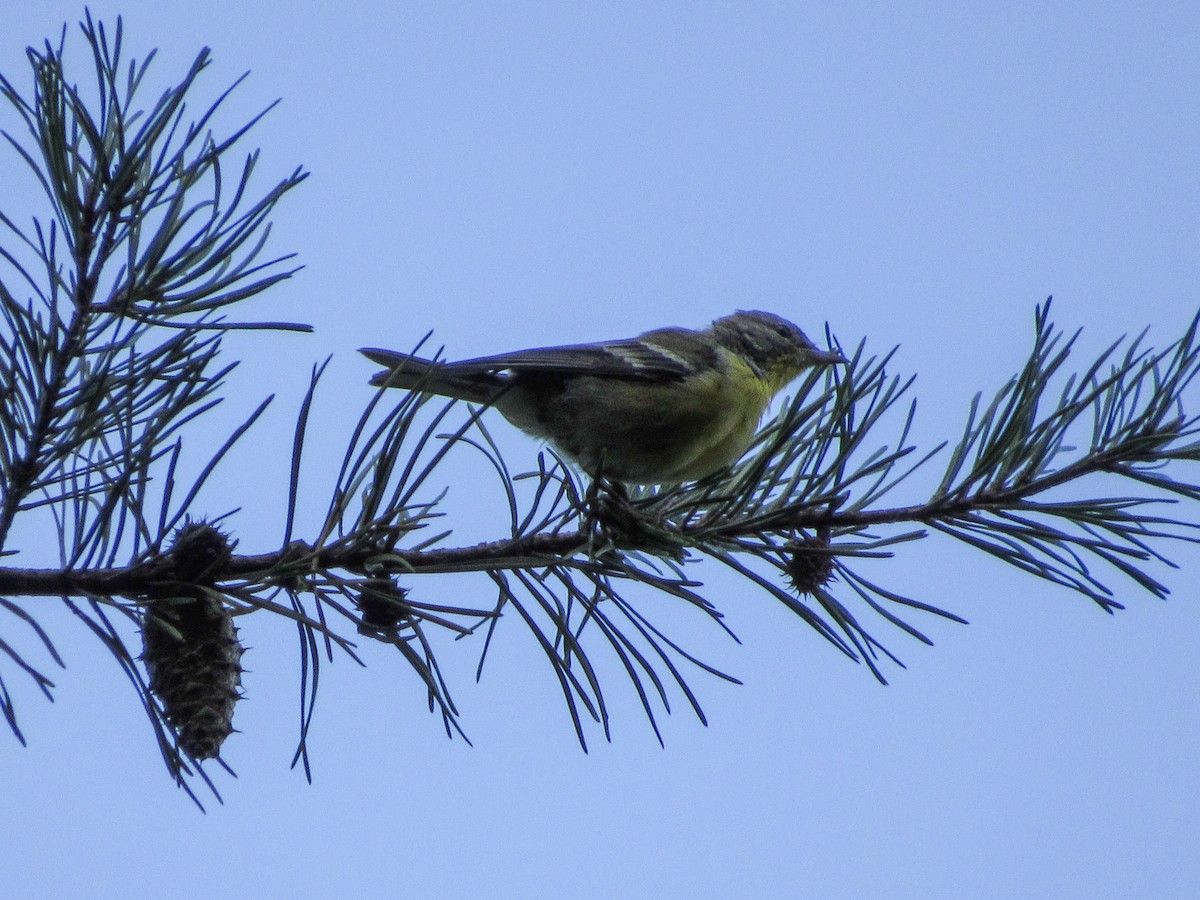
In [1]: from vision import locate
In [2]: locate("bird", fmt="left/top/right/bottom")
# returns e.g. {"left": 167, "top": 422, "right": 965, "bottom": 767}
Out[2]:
{"left": 361, "top": 310, "right": 845, "bottom": 485}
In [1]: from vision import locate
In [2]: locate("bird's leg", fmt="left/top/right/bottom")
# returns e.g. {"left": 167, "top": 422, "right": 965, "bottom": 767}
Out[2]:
{"left": 576, "top": 453, "right": 682, "bottom": 558}
{"left": 587, "top": 478, "right": 634, "bottom": 542}
{"left": 588, "top": 480, "right": 686, "bottom": 560}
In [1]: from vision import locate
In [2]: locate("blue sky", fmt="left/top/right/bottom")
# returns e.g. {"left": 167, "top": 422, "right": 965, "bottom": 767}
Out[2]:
{"left": 2, "top": 3, "right": 1198, "bottom": 898}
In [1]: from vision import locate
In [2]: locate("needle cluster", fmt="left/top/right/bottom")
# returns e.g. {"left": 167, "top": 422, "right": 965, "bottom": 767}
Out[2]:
{"left": 1, "top": 16, "right": 1197, "bottom": 804}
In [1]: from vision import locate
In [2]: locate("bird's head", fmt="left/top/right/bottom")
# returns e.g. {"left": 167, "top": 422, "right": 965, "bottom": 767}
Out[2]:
{"left": 711, "top": 310, "right": 846, "bottom": 392}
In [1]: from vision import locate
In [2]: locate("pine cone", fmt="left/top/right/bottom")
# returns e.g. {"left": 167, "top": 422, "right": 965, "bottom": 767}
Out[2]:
{"left": 165, "top": 519, "right": 235, "bottom": 582}
{"left": 142, "top": 592, "right": 243, "bottom": 760}
{"left": 357, "top": 580, "right": 410, "bottom": 633}
{"left": 784, "top": 530, "right": 836, "bottom": 596}
{"left": 141, "top": 521, "right": 242, "bottom": 760}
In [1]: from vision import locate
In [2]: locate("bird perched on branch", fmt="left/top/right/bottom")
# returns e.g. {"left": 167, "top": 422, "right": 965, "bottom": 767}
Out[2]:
{"left": 361, "top": 310, "right": 844, "bottom": 485}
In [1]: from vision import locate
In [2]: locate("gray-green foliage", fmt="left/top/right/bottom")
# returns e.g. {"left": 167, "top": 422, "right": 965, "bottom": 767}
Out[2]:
{"left": 0, "top": 14, "right": 306, "bottom": 802}
{"left": 1, "top": 15, "right": 1197, "bottom": 806}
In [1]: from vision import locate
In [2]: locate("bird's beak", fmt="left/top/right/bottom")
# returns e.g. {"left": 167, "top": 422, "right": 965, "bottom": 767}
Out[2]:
{"left": 808, "top": 348, "right": 848, "bottom": 366}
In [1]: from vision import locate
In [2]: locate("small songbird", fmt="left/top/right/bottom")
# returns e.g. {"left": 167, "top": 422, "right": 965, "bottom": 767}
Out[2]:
{"left": 361, "top": 310, "right": 845, "bottom": 485}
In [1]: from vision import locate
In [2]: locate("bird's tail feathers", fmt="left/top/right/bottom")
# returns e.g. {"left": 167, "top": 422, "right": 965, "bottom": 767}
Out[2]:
{"left": 361, "top": 348, "right": 497, "bottom": 403}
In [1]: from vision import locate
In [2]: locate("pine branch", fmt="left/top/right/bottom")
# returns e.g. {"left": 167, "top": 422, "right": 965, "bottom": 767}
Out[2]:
{"left": 2, "top": 14, "right": 1199, "bottom": 800}
{"left": 0, "top": 14, "right": 307, "bottom": 806}
{"left": 4, "top": 299, "right": 1198, "bottom": 703}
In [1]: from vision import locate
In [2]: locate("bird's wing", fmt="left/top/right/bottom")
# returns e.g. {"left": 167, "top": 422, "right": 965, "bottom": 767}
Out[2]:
{"left": 446, "top": 329, "right": 704, "bottom": 381}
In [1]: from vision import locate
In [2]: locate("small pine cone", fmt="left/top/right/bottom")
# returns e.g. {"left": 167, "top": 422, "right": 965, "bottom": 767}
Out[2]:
{"left": 142, "top": 593, "right": 243, "bottom": 760}
{"left": 166, "top": 519, "right": 235, "bottom": 583}
{"left": 357, "top": 580, "right": 410, "bottom": 633}
{"left": 784, "top": 530, "right": 836, "bottom": 596}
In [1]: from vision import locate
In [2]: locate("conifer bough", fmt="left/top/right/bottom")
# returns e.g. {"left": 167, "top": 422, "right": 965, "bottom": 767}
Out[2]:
{"left": 1, "top": 15, "right": 1197, "bottom": 805}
